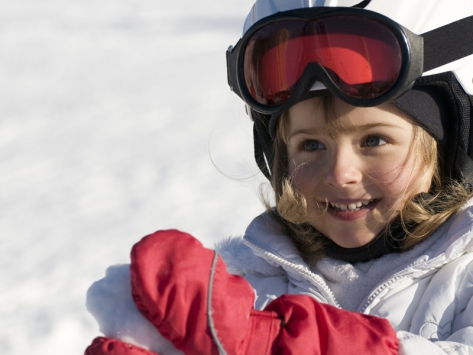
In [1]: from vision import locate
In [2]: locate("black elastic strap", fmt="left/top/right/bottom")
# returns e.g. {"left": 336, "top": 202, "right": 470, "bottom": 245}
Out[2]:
{"left": 469, "top": 95, "right": 473, "bottom": 155}
{"left": 352, "top": 0, "right": 371, "bottom": 9}
{"left": 253, "top": 111, "right": 274, "bottom": 180}
{"left": 456, "top": 147, "right": 473, "bottom": 181}
{"left": 253, "top": 124, "right": 272, "bottom": 180}
{"left": 423, "top": 15, "right": 473, "bottom": 72}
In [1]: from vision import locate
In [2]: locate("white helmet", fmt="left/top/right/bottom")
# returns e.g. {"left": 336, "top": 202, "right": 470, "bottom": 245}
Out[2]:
{"left": 243, "top": 0, "right": 473, "bottom": 95}
{"left": 235, "top": 0, "right": 473, "bottom": 184}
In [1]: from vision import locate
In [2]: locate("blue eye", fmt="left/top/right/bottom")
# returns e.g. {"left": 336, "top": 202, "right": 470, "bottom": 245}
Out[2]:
{"left": 301, "top": 140, "right": 325, "bottom": 151}
{"left": 364, "top": 136, "right": 387, "bottom": 147}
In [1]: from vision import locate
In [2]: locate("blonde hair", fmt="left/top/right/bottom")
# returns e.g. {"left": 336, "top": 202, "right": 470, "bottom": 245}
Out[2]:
{"left": 268, "top": 96, "right": 473, "bottom": 262}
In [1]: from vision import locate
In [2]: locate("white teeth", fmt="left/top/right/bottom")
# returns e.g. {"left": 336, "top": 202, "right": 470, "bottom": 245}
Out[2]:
{"left": 329, "top": 199, "right": 375, "bottom": 211}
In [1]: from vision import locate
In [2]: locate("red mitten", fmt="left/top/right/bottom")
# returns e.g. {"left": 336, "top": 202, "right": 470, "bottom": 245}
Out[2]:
{"left": 130, "top": 230, "right": 258, "bottom": 355}
{"left": 130, "top": 230, "right": 399, "bottom": 355}
{"left": 264, "top": 295, "right": 398, "bottom": 354}
{"left": 85, "top": 337, "right": 162, "bottom": 355}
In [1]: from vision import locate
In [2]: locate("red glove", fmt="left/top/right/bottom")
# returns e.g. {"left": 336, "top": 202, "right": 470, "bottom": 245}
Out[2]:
{"left": 86, "top": 230, "right": 399, "bottom": 355}
{"left": 85, "top": 336, "right": 161, "bottom": 355}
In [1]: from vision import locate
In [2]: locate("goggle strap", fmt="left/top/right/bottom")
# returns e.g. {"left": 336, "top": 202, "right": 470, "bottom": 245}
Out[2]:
{"left": 423, "top": 15, "right": 473, "bottom": 72}
{"left": 352, "top": 0, "right": 371, "bottom": 9}
{"left": 253, "top": 121, "right": 272, "bottom": 180}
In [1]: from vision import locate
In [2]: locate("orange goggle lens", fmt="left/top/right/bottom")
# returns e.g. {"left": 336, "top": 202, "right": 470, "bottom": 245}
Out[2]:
{"left": 244, "top": 16, "right": 402, "bottom": 105}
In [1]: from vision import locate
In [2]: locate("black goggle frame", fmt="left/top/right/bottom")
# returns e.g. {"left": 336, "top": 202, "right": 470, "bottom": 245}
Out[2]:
{"left": 227, "top": 7, "right": 473, "bottom": 115}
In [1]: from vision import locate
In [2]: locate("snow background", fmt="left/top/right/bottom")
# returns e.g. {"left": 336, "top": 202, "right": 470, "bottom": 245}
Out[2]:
{"left": 0, "top": 1, "right": 267, "bottom": 353}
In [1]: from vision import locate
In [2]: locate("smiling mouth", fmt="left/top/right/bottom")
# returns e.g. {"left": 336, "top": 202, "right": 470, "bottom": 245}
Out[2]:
{"left": 326, "top": 199, "right": 378, "bottom": 212}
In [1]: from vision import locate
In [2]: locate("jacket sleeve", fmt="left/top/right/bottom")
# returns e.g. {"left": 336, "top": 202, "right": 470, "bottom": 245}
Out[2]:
{"left": 244, "top": 273, "right": 288, "bottom": 309}
{"left": 397, "top": 255, "right": 473, "bottom": 355}
{"left": 397, "top": 331, "right": 473, "bottom": 355}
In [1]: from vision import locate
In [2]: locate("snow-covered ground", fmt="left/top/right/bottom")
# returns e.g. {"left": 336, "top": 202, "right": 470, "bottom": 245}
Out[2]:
{"left": 0, "top": 1, "right": 267, "bottom": 354}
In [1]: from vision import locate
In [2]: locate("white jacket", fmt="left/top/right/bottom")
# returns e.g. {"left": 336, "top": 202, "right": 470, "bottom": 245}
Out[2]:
{"left": 216, "top": 198, "right": 473, "bottom": 355}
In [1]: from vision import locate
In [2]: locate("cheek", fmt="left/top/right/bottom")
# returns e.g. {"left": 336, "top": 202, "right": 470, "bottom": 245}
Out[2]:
{"left": 289, "top": 159, "right": 322, "bottom": 197}
{"left": 368, "top": 160, "right": 406, "bottom": 186}
{"left": 369, "top": 154, "right": 426, "bottom": 204}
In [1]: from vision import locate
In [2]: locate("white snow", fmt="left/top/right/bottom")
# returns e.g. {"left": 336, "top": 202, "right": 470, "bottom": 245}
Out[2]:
{"left": 86, "top": 264, "right": 183, "bottom": 355}
{"left": 0, "top": 1, "right": 267, "bottom": 354}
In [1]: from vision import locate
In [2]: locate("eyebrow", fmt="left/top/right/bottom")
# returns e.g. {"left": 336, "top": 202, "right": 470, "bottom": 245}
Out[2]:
{"left": 288, "top": 128, "right": 321, "bottom": 140}
{"left": 287, "top": 123, "right": 404, "bottom": 140}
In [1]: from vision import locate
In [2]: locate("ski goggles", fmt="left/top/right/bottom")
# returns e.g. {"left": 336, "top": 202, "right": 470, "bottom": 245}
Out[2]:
{"left": 226, "top": 7, "right": 473, "bottom": 114}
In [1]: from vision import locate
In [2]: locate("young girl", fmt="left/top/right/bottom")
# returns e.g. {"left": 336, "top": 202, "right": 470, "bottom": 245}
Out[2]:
{"left": 85, "top": 0, "right": 473, "bottom": 354}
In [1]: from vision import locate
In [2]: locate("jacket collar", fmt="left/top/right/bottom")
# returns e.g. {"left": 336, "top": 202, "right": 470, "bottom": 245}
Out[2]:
{"left": 240, "top": 197, "right": 473, "bottom": 274}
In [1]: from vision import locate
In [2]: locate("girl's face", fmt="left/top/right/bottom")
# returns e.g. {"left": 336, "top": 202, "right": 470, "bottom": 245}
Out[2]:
{"left": 286, "top": 97, "right": 433, "bottom": 248}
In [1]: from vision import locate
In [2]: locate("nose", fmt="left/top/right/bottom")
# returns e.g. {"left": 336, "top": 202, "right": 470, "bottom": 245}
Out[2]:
{"left": 323, "top": 146, "right": 363, "bottom": 187}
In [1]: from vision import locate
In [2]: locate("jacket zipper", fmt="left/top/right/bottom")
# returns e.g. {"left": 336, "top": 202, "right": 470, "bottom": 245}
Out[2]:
{"left": 246, "top": 233, "right": 452, "bottom": 313}
{"left": 359, "top": 212, "right": 471, "bottom": 313}
{"left": 359, "top": 275, "right": 405, "bottom": 313}
{"left": 359, "top": 262, "right": 441, "bottom": 313}
{"left": 243, "top": 238, "right": 342, "bottom": 308}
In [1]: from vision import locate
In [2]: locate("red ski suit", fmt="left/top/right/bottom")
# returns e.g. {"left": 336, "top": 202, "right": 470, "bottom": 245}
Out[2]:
{"left": 85, "top": 230, "right": 399, "bottom": 355}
